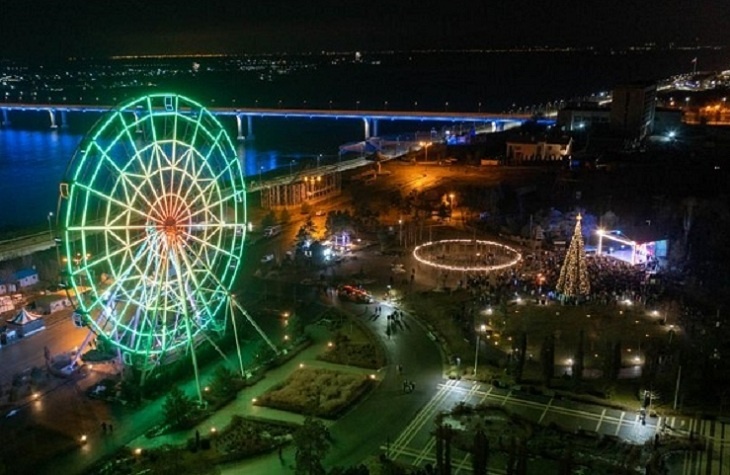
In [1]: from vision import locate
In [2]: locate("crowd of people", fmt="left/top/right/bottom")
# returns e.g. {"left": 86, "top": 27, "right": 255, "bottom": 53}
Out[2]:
{"left": 427, "top": 249, "right": 657, "bottom": 309}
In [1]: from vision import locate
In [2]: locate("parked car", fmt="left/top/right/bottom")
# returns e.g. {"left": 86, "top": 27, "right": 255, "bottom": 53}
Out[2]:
{"left": 261, "top": 254, "right": 275, "bottom": 263}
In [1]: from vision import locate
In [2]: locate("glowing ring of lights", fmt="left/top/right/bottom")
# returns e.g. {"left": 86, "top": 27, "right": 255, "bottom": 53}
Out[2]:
{"left": 60, "top": 93, "right": 246, "bottom": 361}
{"left": 413, "top": 239, "right": 521, "bottom": 272}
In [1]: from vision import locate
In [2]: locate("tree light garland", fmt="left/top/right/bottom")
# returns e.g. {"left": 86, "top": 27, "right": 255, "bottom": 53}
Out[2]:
{"left": 412, "top": 239, "right": 521, "bottom": 272}
{"left": 556, "top": 214, "right": 591, "bottom": 298}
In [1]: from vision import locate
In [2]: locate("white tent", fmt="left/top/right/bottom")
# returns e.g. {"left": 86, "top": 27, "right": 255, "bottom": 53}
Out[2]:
{"left": 7, "top": 308, "right": 45, "bottom": 337}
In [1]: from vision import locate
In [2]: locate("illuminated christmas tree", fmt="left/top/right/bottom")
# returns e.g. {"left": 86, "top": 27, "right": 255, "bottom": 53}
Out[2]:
{"left": 556, "top": 214, "right": 591, "bottom": 300}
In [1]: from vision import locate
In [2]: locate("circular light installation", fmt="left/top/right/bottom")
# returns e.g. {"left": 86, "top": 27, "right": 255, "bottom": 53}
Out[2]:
{"left": 413, "top": 239, "right": 521, "bottom": 272}
{"left": 59, "top": 93, "right": 246, "bottom": 363}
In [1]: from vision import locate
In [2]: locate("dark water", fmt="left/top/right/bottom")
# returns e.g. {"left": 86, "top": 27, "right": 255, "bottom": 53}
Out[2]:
{"left": 0, "top": 49, "right": 725, "bottom": 231}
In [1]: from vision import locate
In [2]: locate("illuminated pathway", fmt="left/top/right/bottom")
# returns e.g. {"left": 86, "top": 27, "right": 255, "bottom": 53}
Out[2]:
{"left": 383, "top": 379, "right": 730, "bottom": 473}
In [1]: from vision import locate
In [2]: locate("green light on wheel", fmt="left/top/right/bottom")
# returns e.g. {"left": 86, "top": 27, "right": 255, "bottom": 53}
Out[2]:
{"left": 60, "top": 93, "right": 246, "bottom": 363}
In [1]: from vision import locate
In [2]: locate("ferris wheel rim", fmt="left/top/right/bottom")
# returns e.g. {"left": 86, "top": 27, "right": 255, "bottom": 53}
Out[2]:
{"left": 60, "top": 93, "right": 246, "bottom": 360}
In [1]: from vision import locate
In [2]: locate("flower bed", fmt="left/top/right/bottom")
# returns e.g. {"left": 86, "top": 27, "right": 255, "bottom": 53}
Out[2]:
{"left": 318, "top": 324, "right": 385, "bottom": 370}
{"left": 213, "top": 415, "right": 297, "bottom": 463}
{"left": 255, "top": 367, "right": 374, "bottom": 419}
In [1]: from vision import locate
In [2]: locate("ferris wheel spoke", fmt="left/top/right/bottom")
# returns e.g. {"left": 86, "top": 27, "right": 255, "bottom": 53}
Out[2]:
{"left": 171, "top": 148, "right": 199, "bottom": 215}
{"left": 75, "top": 183, "right": 152, "bottom": 223}
{"left": 178, "top": 162, "right": 219, "bottom": 209}
{"left": 116, "top": 111, "right": 154, "bottom": 178}
{"left": 69, "top": 224, "right": 151, "bottom": 232}
{"left": 186, "top": 159, "right": 238, "bottom": 210}
{"left": 91, "top": 140, "right": 158, "bottom": 214}
{"left": 67, "top": 231, "right": 150, "bottom": 282}
{"left": 106, "top": 238, "right": 155, "bottom": 301}
{"left": 182, "top": 156, "right": 242, "bottom": 213}
{"left": 178, "top": 128, "right": 230, "bottom": 202}
{"left": 95, "top": 149, "right": 135, "bottom": 210}
{"left": 187, "top": 191, "right": 239, "bottom": 222}
{"left": 182, "top": 230, "right": 239, "bottom": 262}
{"left": 186, "top": 112, "right": 206, "bottom": 156}
{"left": 174, "top": 240, "right": 230, "bottom": 316}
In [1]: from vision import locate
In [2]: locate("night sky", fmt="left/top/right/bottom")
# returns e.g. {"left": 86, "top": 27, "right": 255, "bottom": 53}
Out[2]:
{"left": 1, "top": 0, "right": 729, "bottom": 58}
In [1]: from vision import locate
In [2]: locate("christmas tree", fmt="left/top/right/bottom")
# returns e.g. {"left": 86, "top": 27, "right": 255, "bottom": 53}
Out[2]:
{"left": 556, "top": 214, "right": 590, "bottom": 300}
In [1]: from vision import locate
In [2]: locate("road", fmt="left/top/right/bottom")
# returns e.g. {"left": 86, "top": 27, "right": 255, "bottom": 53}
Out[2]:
{"left": 0, "top": 307, "right": 89, "bottom": 385}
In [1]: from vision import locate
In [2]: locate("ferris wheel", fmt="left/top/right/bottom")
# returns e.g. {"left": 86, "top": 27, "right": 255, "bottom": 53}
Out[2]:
{"left": 58, "top": 94, "right": 274, "bottom": 391}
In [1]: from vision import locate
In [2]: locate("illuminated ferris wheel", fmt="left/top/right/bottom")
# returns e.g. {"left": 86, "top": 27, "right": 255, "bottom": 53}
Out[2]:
{"left": 58, "top": 94, "right": 274, "bottom": 389}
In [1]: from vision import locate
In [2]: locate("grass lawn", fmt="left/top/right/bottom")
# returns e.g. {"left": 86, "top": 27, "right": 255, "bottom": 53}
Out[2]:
{"left": 255, "top": 367, "right": 374, "bottom": 419}
{"left": 404, "top": 289, "right": 672, "bottom": 406}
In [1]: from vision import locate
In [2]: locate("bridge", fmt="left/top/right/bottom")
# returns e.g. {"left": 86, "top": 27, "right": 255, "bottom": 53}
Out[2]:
{"left": 0, "top": 102, "right": 553, "bottom": 140}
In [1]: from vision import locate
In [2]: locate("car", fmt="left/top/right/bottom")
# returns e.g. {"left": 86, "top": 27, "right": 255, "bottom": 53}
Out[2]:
{"left": 261, "top": 254, "right": 274, "bottom": 263}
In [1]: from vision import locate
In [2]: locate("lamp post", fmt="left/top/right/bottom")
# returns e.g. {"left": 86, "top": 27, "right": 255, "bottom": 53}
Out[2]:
{"left": 289, "top": 160, "right": 296, "bottom": 178}
{"left": 48, "top": 211, "right": 61, "bottom": 266}
{"left": 398, "top": 218, "right": 403, "bottom": 247}
{"left": 474, "top": 324, "right": 487, "bottom": 379}
{"left": 47, "top": 212, "right": 54, "bottom": 241}
{"left": 258, "top": 166, "right": 264, "bottom": 184}
{"left": 419, "top": 142, "right": 431, "bottom": 164}
{"left": 449, "top": 193, "right": 456, "bottom": 225}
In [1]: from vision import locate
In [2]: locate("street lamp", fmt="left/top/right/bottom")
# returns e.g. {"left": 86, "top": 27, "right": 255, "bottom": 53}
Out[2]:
{"left": 289, "top": 160, "right": 296, "bottom": 178}
{"left": 398, "top": 218, "right": 403, "bottom": 246}
{"left": 258, "top": 166, "right": 264, "bottom": 184}
{"left": 474, "top": 324, "right": 487, "bottom": 379}
{"left": 419, "top": 142, "right": 432, "bottom": 164}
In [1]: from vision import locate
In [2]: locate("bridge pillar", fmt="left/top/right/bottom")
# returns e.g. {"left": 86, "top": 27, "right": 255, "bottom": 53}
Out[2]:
{"left": 48, "top": 109, "right": 58, "bottom": 129}
{"left": 133, "top": 112, "right": 142, "bottom": 133}
{"left": 362, "top": 117, "right": 370, "bottom": 139}
{"left": 236, "top": 114, "right": 245, "bottom": 141}
{"left": 247, "top": 115, "right": 255, "bottom": 140}
{"left": 60, "top": 110, "right": 68, "bottom": 128}
{"left": 1, "top": 108, "right": 9, "bottom": 126}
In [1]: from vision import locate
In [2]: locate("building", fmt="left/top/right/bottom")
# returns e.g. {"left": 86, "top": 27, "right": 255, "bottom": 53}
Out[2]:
{"left": 557, "top": 102, "right": 610, "bottom": 132}
{"left": 653, "top": 107, "right": 683, "bottom": 134}
{"left": 14, "top": 268, "right": 39, "bottom": 288}
{"left": 505, "top": 135, "right": 573, "bottom": 162}
{"left": 610, "top": 81, "right": 657, "bottom": 139}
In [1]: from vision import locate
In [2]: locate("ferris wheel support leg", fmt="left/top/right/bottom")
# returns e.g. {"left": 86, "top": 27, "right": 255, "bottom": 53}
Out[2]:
{"left": 230, "top": 298, "right": 281, "bottom": 355}
{"left": 170, "top": 250, "right": 204, "bottom": 404}
{"left": 69, "top": 328, "right": 96, "bottom": 369}
{"left": 171, "top": 244, "right": 237, "bottom": 368}
{"left": 182, "top": 306, "right": 204, "bottom": 403}
{"left": 228, "top": 297, "right": 247, "bottom": 378}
